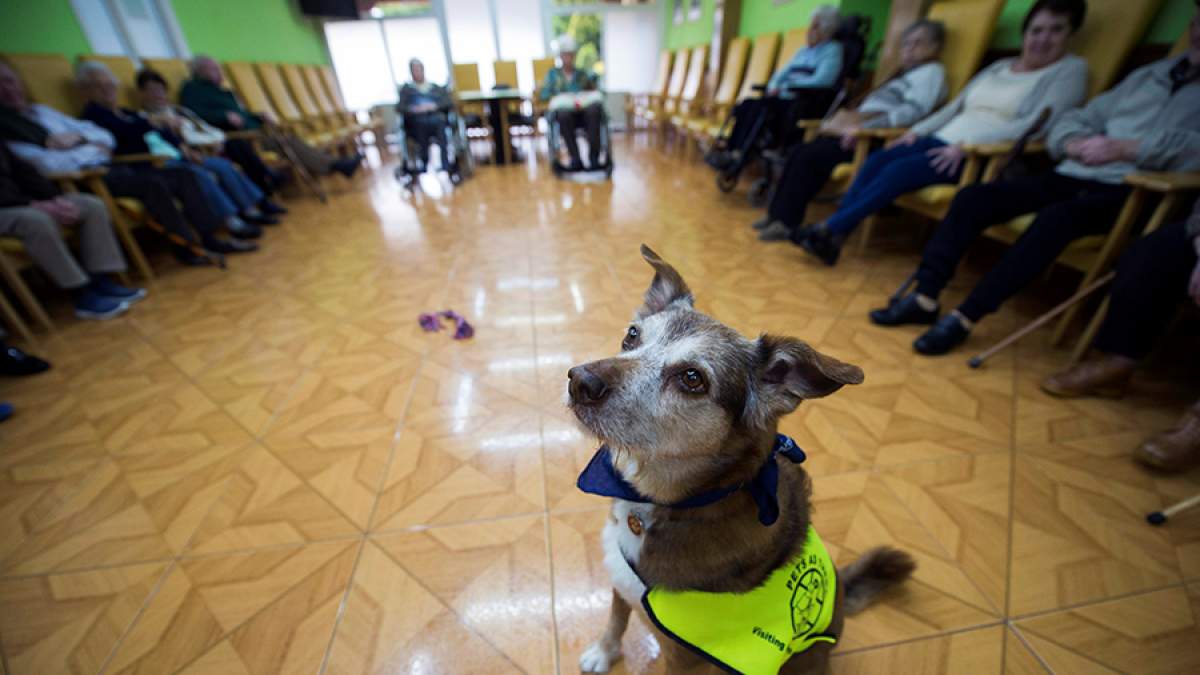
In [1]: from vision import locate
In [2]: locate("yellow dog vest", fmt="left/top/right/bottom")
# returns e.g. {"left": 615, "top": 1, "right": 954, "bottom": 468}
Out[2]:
{"left": 641, "top": 526, "right": 838, "bottom": 675}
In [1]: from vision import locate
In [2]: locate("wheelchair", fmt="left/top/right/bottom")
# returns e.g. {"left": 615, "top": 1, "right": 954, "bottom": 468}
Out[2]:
{"left": 545, "top": 99, "right": 614, "bottom": 179}
{"left": 392, "top": 106, "right": 474, "bottom": 188}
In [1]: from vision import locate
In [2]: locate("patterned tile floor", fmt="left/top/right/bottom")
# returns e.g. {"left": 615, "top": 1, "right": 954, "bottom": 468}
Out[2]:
{"left": 1, "top": 136, "right": 1198, "bottom": 674}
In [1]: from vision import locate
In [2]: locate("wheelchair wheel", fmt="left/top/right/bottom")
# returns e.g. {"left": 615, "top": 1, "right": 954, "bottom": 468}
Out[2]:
{"left": 747, "top": 178, "right": 771, "bottom": 207}
{"left": 716, "top": 170, "right": 738, "bottom": 192}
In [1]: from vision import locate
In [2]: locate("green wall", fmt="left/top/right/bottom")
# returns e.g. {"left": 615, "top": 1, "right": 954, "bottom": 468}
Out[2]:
{"left": 0, "top": 0, "right": 91, "bottom": 57}
{"left": 0, "top": 0, "right": 330, "bottom": 64}
{"left": 170, "top": 0, "right": 330, "bottom": 64}
{"left": 666, "top": 0, "right": 1195, "bottom": 61}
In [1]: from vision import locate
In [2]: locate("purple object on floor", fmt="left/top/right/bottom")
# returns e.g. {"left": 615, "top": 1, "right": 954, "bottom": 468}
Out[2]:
{"left": 417, "top": 310, "right": 475, "bottom": 339}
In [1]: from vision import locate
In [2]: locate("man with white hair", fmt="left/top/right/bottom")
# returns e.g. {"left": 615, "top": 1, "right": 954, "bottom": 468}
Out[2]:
{"left": 707, "top": 5, "right": 844, "bottom": 171}
{"left": 179, "top": 55, "right": 359, "bottom": 178}
{"left": 538, "top": 35, "right": 604, "bottom": 170}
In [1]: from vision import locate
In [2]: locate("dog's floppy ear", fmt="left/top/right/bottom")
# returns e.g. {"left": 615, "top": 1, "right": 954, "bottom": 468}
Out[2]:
{"left": 752, "top": 335, "right": 864, "bottom": 422}
{"left": 637, "top": 244, "right": 694, "bottom": 318}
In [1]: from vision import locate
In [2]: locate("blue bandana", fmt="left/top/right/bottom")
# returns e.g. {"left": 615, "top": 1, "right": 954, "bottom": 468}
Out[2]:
{"left": 576, "top": 434, "right": 807, "bottom": 526}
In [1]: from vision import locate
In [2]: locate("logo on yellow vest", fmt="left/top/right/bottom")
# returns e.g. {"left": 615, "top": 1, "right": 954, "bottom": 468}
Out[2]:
{"left": 788, "top": 555, "right": 829, "bottom": 641}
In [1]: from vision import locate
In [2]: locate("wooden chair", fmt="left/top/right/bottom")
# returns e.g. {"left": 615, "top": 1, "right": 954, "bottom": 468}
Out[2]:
{"left": 531, "top": 56, "right": 556, "bottom": 122}
{"left": 0, "top": 53, "right": 154, "bottom": 283}
{"left": 248, "top": 62, "right": 338, "bottom": 149}
{"left": 302, "top": 64, "right": 362, "bottom": 136}
{"left": 773, "top": 28, "right": 809, "bottom": 81}
{"left": 695, "top": 32, "right": 781, "bottom": 145}
{"left": 280, "top": 62, "right": 356, "bottom": 151}
{"left": 315, "top": 65, "right": 386, "bottom": 154}
{"left": 628, "top": 50, "right": 673, "bottom": 129}
{"left": 680, "top": 37, "right": 750, "bottom": 148}
{"left": 642, "top": 48, "right": 691, "bottom": 133}
{"left": 653, "top": 45, "right": 706, "bottom": 143}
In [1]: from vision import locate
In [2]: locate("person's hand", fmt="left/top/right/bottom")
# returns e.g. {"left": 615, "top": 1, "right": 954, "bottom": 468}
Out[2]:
{"left": 926, "top": 144, "right": 966, "bottom": 175}
{"left": 29, "top": 197, "right": 79, "bottom": 225}
{"left": 1063, "top": 135, "right": 1091, "bottom": 160}
{"left": 767, "top": 87, "right": 780, "bottom": 97}
{"left": 260, "top": 110, "right": 277, "bottom": 125}
{"left": 1073, "top": 136, "right": 1139, "bottom": 166}
{"left": 89, "top": 143, "right": 112, "bottom": 159}
{"left": 225, "top": 111, "right": 245, "bottom": 128}
{"left": 839, "top": 129, "right": 860, "bottom": 151}
{"left": 165, "top": 116, "right": 184, "bottom": 135}
{"left": 45, "top": 132, "right": 84, "bottom": 150}
{"left": 886, "top": 132, "right": 918, "bottom": 149}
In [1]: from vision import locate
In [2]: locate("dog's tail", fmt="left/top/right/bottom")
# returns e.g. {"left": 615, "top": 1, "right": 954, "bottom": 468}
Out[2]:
{"left": 839, "top": 547, "right": 915, "bottom": 615}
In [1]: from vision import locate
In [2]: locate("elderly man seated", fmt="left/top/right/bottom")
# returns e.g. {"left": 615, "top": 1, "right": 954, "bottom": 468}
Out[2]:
{"left": 0, "top": 61, "right": 248, "bottom": 263}
{"left": 396, "top": 58, "right": 456, "bottom": 176}
{"left": 1, "top": 142, "right": 143, "bottom": 319}
{"left": 179, "top": 55, "right": 360, "bottom": 178}
{"left": 539, "top": 36, "right": 604, "bottom": 170}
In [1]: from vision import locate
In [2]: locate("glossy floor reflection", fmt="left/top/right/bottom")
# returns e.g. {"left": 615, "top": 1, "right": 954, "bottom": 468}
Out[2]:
{"left": 1, "top": 136, "right": 1198, "bottom": 674}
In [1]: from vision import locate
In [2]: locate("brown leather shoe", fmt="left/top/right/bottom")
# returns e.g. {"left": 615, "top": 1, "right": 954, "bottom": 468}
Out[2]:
{"left": 1135, "top": 400, "right": 1200, "bottom": 472}
{"left": 1040, "top": 354, "right": 1136, "bottom": 398}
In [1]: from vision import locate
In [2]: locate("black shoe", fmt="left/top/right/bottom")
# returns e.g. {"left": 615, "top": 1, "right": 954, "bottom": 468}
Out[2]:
{"left": 1, "top": 344, "right": 51, "bottom": 376}
{"left": 793, "top": 226, "right": 841, "bottom": 266}
{"left": 259, "top": 199, "right": 288, "bottom": 216}
{"left": 332, "top": 157, "right": 360, "bottom": 177}
{"left": 869, "top": 293, "right": 940, "bottom": 327}
{"left": 205, "top": 237, "right": 258, "bottom": 254}
{"left": 242, "top": 212, "right": 280, "bottom": 226}
{"left": 913, "top": 315, "right": 970, "bottom": 356}
{"left": 566, "top": 159, "right": 584, "bottom": 172}
{"left": 225, "top": 218, "right": 262, "bottom": 240}
{"left": 173, "top": 246, "right": 214, "bottom": 266}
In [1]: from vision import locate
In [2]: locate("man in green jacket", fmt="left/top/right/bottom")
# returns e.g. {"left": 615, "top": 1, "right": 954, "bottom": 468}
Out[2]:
{"left": 179, "top": 56, "right": 358, "bottom": 177}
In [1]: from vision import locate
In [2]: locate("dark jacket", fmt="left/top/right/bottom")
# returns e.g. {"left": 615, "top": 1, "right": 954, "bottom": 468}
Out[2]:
{"left": 81, "top": 103, "right": 184, "bottom": 157}
{"left": 179, "top": 77, "right": 263, "bottom": 131}
{"left": 0, "top": 142, "right": 60, "bottom": 207}
{"left": 397, "top": 81, "right": 452, "bottom": 115}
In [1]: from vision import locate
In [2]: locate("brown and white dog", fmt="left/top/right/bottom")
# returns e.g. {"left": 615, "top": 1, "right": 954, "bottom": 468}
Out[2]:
{"left": 567, "top": 246, "right": 914, "bottom": 674}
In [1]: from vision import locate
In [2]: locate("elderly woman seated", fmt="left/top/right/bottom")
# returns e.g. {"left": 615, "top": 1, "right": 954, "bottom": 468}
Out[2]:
{"left": 397, "top": 58, "right": 455, "bottom": 175}
{"left": 707, "top": 4, "right": 845, "bottom": 172}
{"left": 792, "top": 0, "right": 1090, "bottom": 266}
{"left": 539, "top": 36, "right": 603, "bottom": 170}
{"left": 755, "top": 18, "right": 948, "bottom": 241}
{"left": 76, "top": 61, "right": 263, "bottom": 243}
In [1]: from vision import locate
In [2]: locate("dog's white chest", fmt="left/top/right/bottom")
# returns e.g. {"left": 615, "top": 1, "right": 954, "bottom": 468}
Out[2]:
{"left": 602, "top": 500, "right": 654, "bottom": 606}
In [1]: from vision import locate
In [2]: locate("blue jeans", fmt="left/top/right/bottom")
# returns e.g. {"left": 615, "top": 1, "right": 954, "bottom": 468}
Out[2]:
{"left": 825, "top": 136, "right": 959, "bottom": 236}
{"left": 202, "top": 156, "right": 263, "bottom": 212}
{"left": 166, "top": 160, "right": 235, "bottom": 220}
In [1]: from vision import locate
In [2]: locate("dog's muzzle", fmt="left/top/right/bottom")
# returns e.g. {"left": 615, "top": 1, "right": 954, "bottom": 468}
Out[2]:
{"left": 567, "top": 365, "right": 609, "bottom": 405}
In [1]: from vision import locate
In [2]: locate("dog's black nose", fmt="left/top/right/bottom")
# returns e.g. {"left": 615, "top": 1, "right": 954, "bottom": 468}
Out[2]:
{"left": 568, "top": 366, "right": 609, "bottom": 404}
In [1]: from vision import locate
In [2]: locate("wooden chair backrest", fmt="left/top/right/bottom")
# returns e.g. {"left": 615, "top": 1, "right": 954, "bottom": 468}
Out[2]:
{"left": 1073, "top": 0, "right": 1166, "bottom": 97}
{"left": 79, "top": 55, "right": 138, "bottom": 109}
{"left": 303, "top": 65, "right": 338, "bottom": 115}
{"left": 738, "top": 32, "right": 781, "bottom": 100}
{"left": 927, "top": 0, "right": 1006, "bottom": 97}
{"left": 532, "top": 57, "right": 556, "bottom": 94}
{"left": 253, "top": 62, "right": 303, "bottom": 122}
{"left": 1169, "top": 26, "right": 1189, "bottom": 56}
{"left": 225, "top": 61, "right": 280, "bottom": 118}
{"left": 713, "top": 37, "right": 750, "bottom": 107}
{"left": 320, "top": 65, "right": 349, "bottom": 112}
{"left": 2, "top": 53, "right": 81, "bottom": 114}
{"left": 650, "top": 50, "right": 673, "bottom": 96}
{"left": 453, "top": 62, "right": 481, "bottom": 91}
{"left": 493, "top": 59, "right": 518, "bottom": 88}
{"left": 281, "top": 63, "right": 322, "bottom": 118}
{"left": 679, "top": 44, "right": 709, "bottom": 109}
{"left": 665, "top": 48, "right": 690, "bottom": 99}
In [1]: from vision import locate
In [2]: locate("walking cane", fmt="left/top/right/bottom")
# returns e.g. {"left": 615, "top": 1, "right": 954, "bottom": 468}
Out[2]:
{"left": 1148, "top": 493, "right": 1200, "bottom": 525}
{"left": 263, "top": 124, "right": 328, "bottom": 204}
{"left": 130, "top": 214, "right": 226, "bottom": 269}
{"left": 966, "top": 270, "right": 1114, "bottom": 368}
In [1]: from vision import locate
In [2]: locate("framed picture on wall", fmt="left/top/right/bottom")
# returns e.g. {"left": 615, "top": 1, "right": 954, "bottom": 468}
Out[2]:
{"left": 673, "top": 0, "right": 683, "bottom": 25}
{"left": 688, "top": 0, "right": 701, "bottom": 21}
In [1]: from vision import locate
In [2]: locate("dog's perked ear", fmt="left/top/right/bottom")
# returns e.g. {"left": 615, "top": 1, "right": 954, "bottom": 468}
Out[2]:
{"left": 751, "top": 335, "right": 864, "bottom": 423}
{"left": 637, "top": 244, "right": 694, "bottom": 318}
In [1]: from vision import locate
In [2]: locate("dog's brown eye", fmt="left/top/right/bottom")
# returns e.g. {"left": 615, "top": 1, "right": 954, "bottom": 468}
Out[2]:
{"left": 622, "top": 325, "right": 640, "bottom": 351}
{"left": 679, "top": 368, "right": 707, "bottom": 394}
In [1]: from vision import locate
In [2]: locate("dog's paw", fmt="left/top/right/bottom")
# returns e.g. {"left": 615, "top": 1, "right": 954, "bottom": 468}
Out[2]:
{"left": 579, "top": 640, "right": 621, "bottom": 673}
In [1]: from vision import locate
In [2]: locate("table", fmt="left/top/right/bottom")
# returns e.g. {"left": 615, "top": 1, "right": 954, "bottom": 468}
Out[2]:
{"left": 458, "top": 88, "right": 525, "bottom": 165}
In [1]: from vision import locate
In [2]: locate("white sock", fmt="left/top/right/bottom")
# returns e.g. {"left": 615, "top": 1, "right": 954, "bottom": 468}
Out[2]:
{"left": 914, "top": 293, "right": 938, "bottom": 311}
{"left": 950, "top": 310, "right": 974, "bottom": 331}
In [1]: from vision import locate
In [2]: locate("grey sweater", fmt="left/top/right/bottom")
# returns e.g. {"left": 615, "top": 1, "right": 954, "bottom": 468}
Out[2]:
{"left": 1050, "top": 56, "right": 1200, "bottom": 186}
{"left": 911, "top": 55, "right": 1088, "bottom": 145}
{"left": 857, "top": 62, "right": 948, "bottom": 129}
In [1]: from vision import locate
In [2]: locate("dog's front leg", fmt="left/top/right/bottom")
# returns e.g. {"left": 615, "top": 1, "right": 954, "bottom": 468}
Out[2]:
{"left": 580, "top": 588, "right": 632, "bottom": 672}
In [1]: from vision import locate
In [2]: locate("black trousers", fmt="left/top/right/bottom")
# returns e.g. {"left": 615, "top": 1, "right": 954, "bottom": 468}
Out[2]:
{"left": 1094, "top": 219, "right": 1196, "bottom": 359}
{"left": 222, "top": 138, "right": 275, "bottom": 195}
{"left": 103, "top": 164, "right": 224, "bottom": 244}
{"left": 914, "top": 172, "right": 1131, "bottom": 322}
{"left": 725, "top": 97, "right": 793, "bottom": 156}
{"left": 404, "top": 112, "right": 449, "bottom": 169}
{"left": 767, "top": 136, "right": 852, "bottom": 226}
{"left": 556, "top": 104, "right": 603, "bottom": 165}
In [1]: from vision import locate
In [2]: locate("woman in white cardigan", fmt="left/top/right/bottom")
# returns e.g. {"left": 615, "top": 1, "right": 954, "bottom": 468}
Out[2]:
{"left": 755, "top": 18, "right": 949, "bottom": 241}
{"left": 793, "top": 0, "right": 1090, "bottom": 266}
